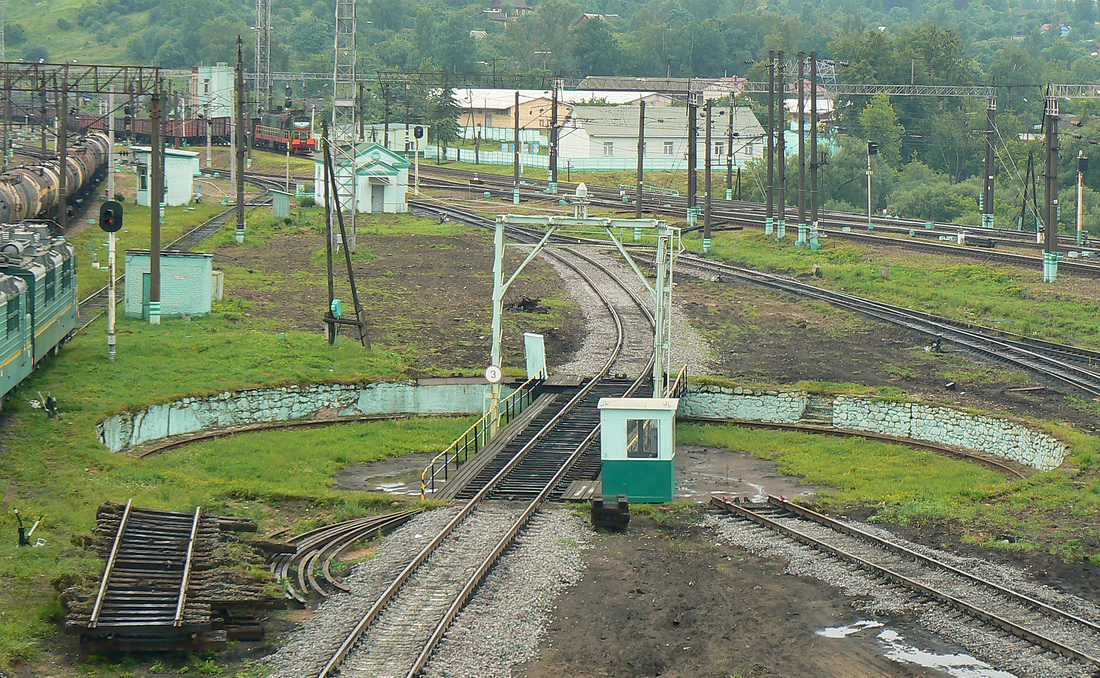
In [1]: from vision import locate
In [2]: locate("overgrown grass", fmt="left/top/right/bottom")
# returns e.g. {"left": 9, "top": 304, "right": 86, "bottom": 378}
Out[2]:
{"left": 692, "top": 229, "right": 1100, "bottom": 348}
{"left": 679, "top": 421, "right": 1100, "bottom": 563}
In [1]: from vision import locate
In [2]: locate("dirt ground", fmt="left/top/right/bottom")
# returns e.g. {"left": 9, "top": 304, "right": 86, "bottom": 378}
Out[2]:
{"left": 677, "top": 277, "right": 1099, "bottom": 434}
{"left": 217, "top": 218, "right": 585, "bottom": 374}
{"left": 519, "top": 512, "right": 954, "bottom": 678}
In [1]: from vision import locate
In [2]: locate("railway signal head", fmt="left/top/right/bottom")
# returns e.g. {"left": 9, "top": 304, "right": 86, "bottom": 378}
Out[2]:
{"left": 414, "top": 125, "right": 424, "bottom": 139}
{"left": 867, "top": 141, "right": 879, "bottom": 156}
{"left": 1080, "top": 156, "right": 1089, "bottom": 173}
{"left": 99, "top": 200, "right": 123, "bottom": 233}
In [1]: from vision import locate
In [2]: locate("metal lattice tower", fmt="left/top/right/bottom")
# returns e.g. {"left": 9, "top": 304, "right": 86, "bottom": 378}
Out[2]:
{"left": 332, "top": 0, "right": 358, "bottom": 241}
{"left": 255, "top": 0, "right": 272, "bottom": 112}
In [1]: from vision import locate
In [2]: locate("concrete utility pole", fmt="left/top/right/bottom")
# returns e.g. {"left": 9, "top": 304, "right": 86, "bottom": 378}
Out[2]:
{"left": 236, "top": 37, "right": 247, "bottom": 243}
{"left": 766, "top": 50, "right": 775, "bottom": 235}
{"left": 776, "top": 49, "right": 786, "bottom": 240}
{"left": 703, "top": 98, "right": 712, "bottom": 252}
{"left": 809, "top": 50, "right": 820, "bottom": 249}
{"left": 513, "top": 90, "right": 520, "bottom": 204}
{"left": 57, "top": 82, "right": 67, "bottom": 231}
{"left": 982, "top": 95, "right": 996, "bottom": 229}
{"left": 687, "top": 92, "right": 699, "bottom": 224}
{"left": 149, "top": 83, "right": 164, "bottom": 325}
{"left": 796, "top": 51, "right": 807, "bottom": 246}
{"left": 636, "top": 100, "right": 645, "bottom": 218}
{"left": 549, "top": 78, "right": 560, "bottom": 193}
{"left": 1043, "top": 94, "right": 1059, "bottom": 283}
{"left": 726, "top": 97, "right": 734, "bottom": 200}
{"left": 39, "top": 85, "right": 46, "bottom": 150}
{"left": 107, "top": 88, "right": 116, "bottom": 357}
{"left": 1077, "top": 151, "right": 1086, "bottom": 246}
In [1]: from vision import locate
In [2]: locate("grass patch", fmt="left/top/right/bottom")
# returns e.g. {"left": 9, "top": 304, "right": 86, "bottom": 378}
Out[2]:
{"left": 693, "top": 230, "right": 1100, "bottom": 348}
{"left": 680, "top": 421, "right": 1100, "bottom": 563}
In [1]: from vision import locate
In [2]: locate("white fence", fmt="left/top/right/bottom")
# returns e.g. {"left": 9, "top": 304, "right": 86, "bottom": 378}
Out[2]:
{"left": 424, "top": 144, "right": 752, "bottom": 173}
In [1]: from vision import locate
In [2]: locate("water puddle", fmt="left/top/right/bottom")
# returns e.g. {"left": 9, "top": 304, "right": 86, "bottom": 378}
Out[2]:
{"left": 335, "top": 452, "right": 438, "bottom": 495}
{"left": 676, "top": 445, "right": 823, "bottom": 501}
{"left": 817, "top": 621, "right": 1017, "bottom": 678}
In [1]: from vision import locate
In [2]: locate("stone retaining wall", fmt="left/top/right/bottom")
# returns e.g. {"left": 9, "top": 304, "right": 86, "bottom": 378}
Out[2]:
{"left": 98, "top": 378, "right": 497, "bottom": 452}
{"left": 680, "top": 384, "right": 1066, "bottom": 471}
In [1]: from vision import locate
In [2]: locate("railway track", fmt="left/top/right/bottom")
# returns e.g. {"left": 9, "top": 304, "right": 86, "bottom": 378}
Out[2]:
{"left": 269, "top": 510, "right": 422, "bottom": 603}
{"left": 418, "top": 166, "right": 1100, "bottom": 277}
{"left": 712, "top": 495, "right": 1100, "bottom": 672}
{"left": 270, "top": 199, "right": 657, "bottom": 678}
{"left": 411, "top": 193, "right": 1100, "bottom": 402}
{"left": 78, "top": 500, "right": 208, "bottom": 645}
{"left": 675, "top": 254, "right": 1100, "bottom": 400}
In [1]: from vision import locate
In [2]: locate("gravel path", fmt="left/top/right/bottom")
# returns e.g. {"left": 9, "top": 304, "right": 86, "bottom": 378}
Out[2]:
{"left": 705, "top": 513, "right": 1093, "bottom": 678}
{"left": 265, "top": 507, "right": 461, "bottom": 677}
{"left": 422, "top": 508, "right": 590, "bottom": 678}
{"left": 543, "top": 247, "right": 714, "bottom": 379}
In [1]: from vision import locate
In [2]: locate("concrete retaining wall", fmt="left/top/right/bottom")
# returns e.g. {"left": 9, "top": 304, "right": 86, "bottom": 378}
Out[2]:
{"left": 98, "top": 378, "right": 496, "bottom": 452}
{"left": 680, "top": 384, "right": 1066, "bottom": 471}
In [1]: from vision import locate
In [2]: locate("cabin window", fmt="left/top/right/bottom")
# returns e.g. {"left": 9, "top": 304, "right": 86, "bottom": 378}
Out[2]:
{"left": 62, "top": 259, "right": 72, "bottom": 290}
{"left": 137, "top": 164, "right": 148, "bottom": 191}
{"left": 5, "top": 298, "right": 18, "bottom": 337}
{"left": 45, "top": 270, "right": 55, "bottom": 304}
{"left": 626, "top": 419, "right": 659, "bottom": 458}
{"left": 663, "top": 142, "right": 674, "bottom": 155}
{"left": 603, "top": 141, "right": 614, "bottom": 157}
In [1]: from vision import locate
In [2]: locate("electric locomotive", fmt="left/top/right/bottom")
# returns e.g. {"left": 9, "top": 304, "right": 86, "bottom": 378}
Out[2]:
{"left": 0, "top": 223, "right": 78, "bottom": 403}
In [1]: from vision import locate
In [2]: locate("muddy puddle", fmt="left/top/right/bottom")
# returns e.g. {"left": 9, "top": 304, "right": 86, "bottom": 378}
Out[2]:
{"left": 676, "top": 444, "right": 823, "bottom": 501}
{"left": 817, "top": 620, "right": 1017, "bottom": 678}
{"left": 335, "top": 451, "right": 438, "bottom": 495}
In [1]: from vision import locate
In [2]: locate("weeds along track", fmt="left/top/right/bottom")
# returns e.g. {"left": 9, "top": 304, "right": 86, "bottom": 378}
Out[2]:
{"left": 712, "top": 495, "right": 1100, "bottom": 673}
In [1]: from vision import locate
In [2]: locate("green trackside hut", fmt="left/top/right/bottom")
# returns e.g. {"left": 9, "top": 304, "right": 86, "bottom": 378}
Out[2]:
{"left": 124, "top": 250, "right": 214, "bottom": 319}
{"left": 598, "top": 397, "right": 680, "bottom": 502}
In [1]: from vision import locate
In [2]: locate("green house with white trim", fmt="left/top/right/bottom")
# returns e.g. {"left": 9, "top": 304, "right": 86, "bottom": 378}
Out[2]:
{"left": 598, "top": 397, "right": 679, "bottom": 502}
{"left": 312, "top": 143, "right": 410, "bottom": 213}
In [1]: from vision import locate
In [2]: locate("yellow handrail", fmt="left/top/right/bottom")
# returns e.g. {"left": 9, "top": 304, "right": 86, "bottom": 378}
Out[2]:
{"left": 419, "top": 374, "right": 542, "bottom": 498}
{"left": 666, "top": 364, "right": 688, "bottom": 398}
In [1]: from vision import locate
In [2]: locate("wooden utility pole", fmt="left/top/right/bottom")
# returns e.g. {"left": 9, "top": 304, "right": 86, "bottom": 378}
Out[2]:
{"left": 235, "top": 36, "right": 247, "bottom": 243}
{"left": 321, "top": 120, "right": 371, "bottom": 348}
{"left": 635, "top": 100, "right": 645, "bottom": 218}
{"left": 703, "top": 98, "right": 712, "bottom": 251}
{"left": 149, "top": 82, "right": 163, "bottom": 325}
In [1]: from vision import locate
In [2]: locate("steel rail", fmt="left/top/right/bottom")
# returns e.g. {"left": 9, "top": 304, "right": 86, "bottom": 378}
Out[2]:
{"left": 677, "top": 255, "right": 1100, "bottom": 398}
{"left": 316, "top": 222, "right": 646, "bottom": 678}
{"left": 419, "top": 165, "right": 1099, "bottom": 251}
{"left": 173, "top": 507, "right": 202, "bottom": 626}
{"left": 766, "top": 496, "right": 1100, "bottom": 635}
{"left": 409, "top": 193, "right": 1100, "bottom": 398}
{"left": 317, "top": 197, "right": 658, "bottom": 677}
{"left": 711, "top": 496, "right": 1100, "bottom": 668}
{"left": 88, "top": 498, "right": 133, "bottom": 629}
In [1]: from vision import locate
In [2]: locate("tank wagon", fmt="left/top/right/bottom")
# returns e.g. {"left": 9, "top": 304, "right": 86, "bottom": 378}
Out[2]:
{"left": 0, "top": 131, "right": 110, "bottom": 223}
{"left": 0, "top": 223, "right": 78, "bottom": 403}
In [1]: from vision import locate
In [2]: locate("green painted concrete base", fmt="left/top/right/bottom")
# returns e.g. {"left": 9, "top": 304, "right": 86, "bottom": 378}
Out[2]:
{"left": 765, "top": 217, "right": 773, "bottom": 236}
{"left": 795, "top": 223, "right": 807, "bottom": 246}
{"left": 601, "top": 458, "right": 676, "bottom": 503}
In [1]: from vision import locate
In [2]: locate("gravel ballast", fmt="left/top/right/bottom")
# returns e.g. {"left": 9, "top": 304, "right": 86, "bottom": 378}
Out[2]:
{"left": 705, "top": 513, "right": 1093, "bottom": 678}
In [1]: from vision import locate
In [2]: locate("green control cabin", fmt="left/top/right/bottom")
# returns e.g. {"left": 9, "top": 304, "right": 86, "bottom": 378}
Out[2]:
{"left": 598, "top": 397, "right": 680, "bottom": 502}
